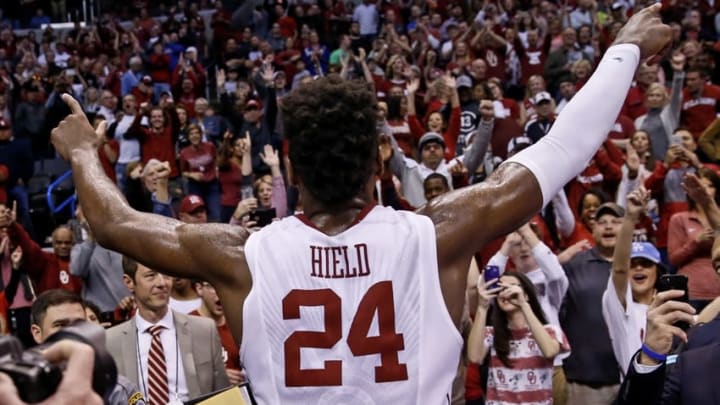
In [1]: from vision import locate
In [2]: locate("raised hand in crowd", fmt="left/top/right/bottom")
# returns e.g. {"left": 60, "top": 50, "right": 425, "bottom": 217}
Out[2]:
{"left": 626, "top": 186, "right": 649, "bottom": 220}
{"left": 379, "top": 135, "right": 394, "bottom": 164}
{"left": 406, "top": 78, "right": 420, "bottom": 95}
{"left": 625, "top": 144, "right": 640, "bottom": 178}
{"left": 259, "top": 144, "right": 280, "bottom": 171}
{"left": 670, "top": 51, "right": 686, "bottom": 72}
{"left": 557, "top": 239, "right": 593, "bottom": 264}
{"left": 476, "top": 274, "right": 502, "bottom": 310}
{"left": 639, "top": 290, "right": 697, "bottom": 366}
{"left": 233, "top": 198, "right": 258, "bottom": 221}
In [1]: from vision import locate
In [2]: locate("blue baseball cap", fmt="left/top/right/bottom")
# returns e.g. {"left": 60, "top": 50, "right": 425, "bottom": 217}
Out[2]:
{"left": 630, "top": 242, "right": 661, "bottom": 264}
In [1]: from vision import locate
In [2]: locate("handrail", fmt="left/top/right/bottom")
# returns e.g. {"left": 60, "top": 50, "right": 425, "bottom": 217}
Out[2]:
{"left": 46, "top": 170, "right": 76, "bottom": 217}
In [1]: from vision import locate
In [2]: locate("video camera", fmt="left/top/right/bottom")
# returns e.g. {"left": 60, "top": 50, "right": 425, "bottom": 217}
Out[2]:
{"left": 0, "top": 321, "right": 117, "bottom": 403}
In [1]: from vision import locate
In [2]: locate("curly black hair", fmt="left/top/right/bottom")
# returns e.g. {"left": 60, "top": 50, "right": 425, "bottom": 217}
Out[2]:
{"left": 281, "top": 75, "right": 379, "bottom": 205}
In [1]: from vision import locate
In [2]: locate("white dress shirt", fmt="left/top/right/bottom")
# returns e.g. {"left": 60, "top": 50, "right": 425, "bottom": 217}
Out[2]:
{"left": 135, "top": 310, "right": 189, "bottom": 402}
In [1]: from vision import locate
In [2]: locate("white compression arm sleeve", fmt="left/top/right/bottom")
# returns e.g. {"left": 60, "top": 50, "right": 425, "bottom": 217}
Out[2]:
{"left": 506, "top": 44, "right": 641, "bottom": 207}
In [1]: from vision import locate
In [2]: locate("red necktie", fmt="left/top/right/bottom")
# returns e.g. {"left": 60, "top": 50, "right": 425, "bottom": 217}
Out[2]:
{"left": 146, "top": 325, "right": 169, "bottom": 405}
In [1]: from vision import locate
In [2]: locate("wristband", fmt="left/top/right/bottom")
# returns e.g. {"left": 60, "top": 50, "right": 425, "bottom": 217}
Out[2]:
{"left": 641, "top": 344, "right": 667, "bottom": 362}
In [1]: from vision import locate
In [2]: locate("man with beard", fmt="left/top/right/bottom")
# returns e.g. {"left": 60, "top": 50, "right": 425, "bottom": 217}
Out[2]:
{"left": 561, "top": 202, "right": 625, "bottom": 402}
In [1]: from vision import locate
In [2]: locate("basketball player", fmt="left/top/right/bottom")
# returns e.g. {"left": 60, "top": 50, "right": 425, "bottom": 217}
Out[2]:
{"left": 48, "top": 6, "right": 670, "bottom": 404}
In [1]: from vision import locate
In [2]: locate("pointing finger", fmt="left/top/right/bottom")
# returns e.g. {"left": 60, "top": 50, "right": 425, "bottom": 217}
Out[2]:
{"left": 61, "top": 93, "right": 83, "bottom": 115}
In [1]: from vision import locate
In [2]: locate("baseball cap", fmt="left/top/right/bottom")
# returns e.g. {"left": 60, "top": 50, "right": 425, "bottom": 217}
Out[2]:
{"left": 630, "top": 242, "right": 661, "bottom": 265}
{"left": 418, "top": 132, "right": 445, "bottom": 151}
{"left": 533, "top": 91, "right": 553, "bottom": 104}
{"left": 456, "top": 75, "right": 473, "bottom": 89}
{"left": 141, "top": 75, "right": 153, "bottom": 85}
{"left": 594, "top": 202, "right": 625, "bottom": 220}
{"left": 179, "top": 194, "right": 206, "bottom": 214}
{"left": 507, "top": 136, "right": 533, "bottom": 155}
{"left": 611, "top": 2, "right": 624, "bottom": 10}
{"left": 185, "top": 46, "right": 198, "bottom": 54}
{"left": 0, "top": 117, "right": 9, "bottom": 129}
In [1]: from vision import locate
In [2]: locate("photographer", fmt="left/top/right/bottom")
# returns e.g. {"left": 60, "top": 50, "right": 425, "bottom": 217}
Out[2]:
{"left": 27, "top": 289, "right": 141, "bottom": 405}
{"left": 0, "top": 340, "right": 102, "bottom": 405}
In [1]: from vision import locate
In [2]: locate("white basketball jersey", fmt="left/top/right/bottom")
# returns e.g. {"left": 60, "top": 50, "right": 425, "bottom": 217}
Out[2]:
{"left": 241, "top": 205, "right": 462, "bottom": 404}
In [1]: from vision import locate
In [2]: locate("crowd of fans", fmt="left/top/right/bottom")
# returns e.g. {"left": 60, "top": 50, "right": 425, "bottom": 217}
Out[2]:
{"left": 0, "top": 0, "right": 718, "bottom": 403}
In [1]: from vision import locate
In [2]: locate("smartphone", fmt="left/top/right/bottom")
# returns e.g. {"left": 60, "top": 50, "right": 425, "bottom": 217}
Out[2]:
{"left": 250, "top": 208, "right": 276, "bottom": 227}
{"left": 670, "top": 134, "right": 683, "bottom": 146}
{"left": 484, "top": 265, "right": 500, "bottom": 283}
{"left": 99, "top": 311, "right": 115, "bottom": 325}
{"left": 656, "top": 274, "right": 690, "bottom": 330}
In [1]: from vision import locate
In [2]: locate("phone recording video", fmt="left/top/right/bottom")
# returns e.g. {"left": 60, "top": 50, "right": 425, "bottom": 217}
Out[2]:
{"left": 250, "top": 208, "right": 276, "bottom": 227}
{"left": 657, "top": 274, "right": 690, "bottom": 330}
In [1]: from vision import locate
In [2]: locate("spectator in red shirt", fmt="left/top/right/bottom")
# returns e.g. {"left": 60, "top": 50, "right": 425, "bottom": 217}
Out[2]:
{"left": 681, "top": 67, "right": 720, "bottom": 139}
{"left": 179, "top": 124, "right": 220, "bottom": 222}
{"left": 5, "top": 217, "right": 82, "bottom": 295}
{"left": 407, "top": 76, "right": 461, "bottom": 160}
{"left": 130, "top": 75, "right": 154, "bottom": 106}
{"left": 191, "top": 279, "right": 245, "bottom": 385}
{"left": 218, "top": 132, "right": 253, "bottom": 224}
{"left": 148, "top": 41, "right": 172, "bottom": 99}
{"left": 621, "top": 62, "right": 659, "bottom": 119}
{"left": 128, "top": 102, "right": 180, "bottom": 178}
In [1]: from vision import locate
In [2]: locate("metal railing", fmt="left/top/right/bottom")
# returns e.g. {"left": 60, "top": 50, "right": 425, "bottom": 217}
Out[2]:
{"left": 46, "top": 170, "right": 76, "bottom": 218}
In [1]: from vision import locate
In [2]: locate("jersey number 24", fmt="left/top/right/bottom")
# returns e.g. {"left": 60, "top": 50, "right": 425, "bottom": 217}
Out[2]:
{"left": 282, "top": 281, "right": 409, "bottom": 386}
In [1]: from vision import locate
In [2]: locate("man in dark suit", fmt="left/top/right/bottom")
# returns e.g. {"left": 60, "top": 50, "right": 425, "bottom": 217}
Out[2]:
{"left": 617, "top": 174, "right": 720, "bottom": 405}
{"left": 106, "top": 256, "right": 229, "bottom": 403}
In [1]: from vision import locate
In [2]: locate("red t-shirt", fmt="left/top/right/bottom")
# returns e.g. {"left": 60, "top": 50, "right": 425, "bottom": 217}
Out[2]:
{"left": 681, "top": 84, "right": 720, "bottom": 138}
{"left": 179, "top": 142, "right": 218, "bottom": 183}
{"left": 189, "top": 310, "right": 241, "bottom": 370}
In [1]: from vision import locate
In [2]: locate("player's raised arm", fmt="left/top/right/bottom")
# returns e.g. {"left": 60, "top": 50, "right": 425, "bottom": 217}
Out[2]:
{"left": 50, "top": 94, "right": 249, "bottom": 292}
{"left": 421, "top": 4, "right": 671, "bottom": 318}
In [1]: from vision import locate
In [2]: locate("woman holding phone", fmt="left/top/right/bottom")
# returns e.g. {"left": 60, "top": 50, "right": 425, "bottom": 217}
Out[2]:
{"left": 468, "top": 271, "right": 569, "bottom": 404}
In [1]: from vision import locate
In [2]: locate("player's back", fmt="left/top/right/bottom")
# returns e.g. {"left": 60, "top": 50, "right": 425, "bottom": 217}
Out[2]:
{"left": 241, "top": 204, "right": 462, "bottom": 404}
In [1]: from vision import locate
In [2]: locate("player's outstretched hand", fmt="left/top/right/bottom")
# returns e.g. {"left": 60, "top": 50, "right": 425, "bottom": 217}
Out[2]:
{"left": 612, "top": 4, "right": 672, "bottom": 62}
{"left": 51, "top": 94, "right": 99, "bottom": 161}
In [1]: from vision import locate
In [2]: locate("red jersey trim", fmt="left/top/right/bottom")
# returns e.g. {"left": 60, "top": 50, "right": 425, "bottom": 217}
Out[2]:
{"left": 295, "top": 202, "right": 377, "bottom": 235}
